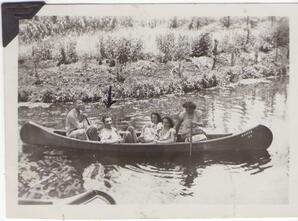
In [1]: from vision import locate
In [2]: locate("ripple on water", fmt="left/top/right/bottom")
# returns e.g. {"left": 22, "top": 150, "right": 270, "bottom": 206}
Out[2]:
{"left": 18, "top": 77, "right": 289, "bottom": 204}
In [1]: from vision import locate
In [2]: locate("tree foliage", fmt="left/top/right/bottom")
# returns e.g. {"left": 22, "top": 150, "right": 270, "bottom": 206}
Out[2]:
{"left": 191, "top": 33, "right": 213, "bottom": 57}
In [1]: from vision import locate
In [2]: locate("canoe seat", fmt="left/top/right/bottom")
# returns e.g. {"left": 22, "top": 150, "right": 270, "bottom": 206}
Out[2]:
{"left": 54, "top": 130, "right": 67, "bottom": 136}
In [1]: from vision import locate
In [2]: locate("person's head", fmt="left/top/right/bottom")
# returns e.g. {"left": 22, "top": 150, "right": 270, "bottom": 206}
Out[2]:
{"left": 162, "top": 116, "right": 174, "bottom": 129}
{"left": 102, "top": 115, "right": 113, "bottom": 129}
{"left": 151, "top": 112, "right": 162, "bottom": 124}
{"left": 182, "top": 101, "right": 196, "bottom": 114}
{"left": 74, "top": 99, "right": 85, "bottom": 112}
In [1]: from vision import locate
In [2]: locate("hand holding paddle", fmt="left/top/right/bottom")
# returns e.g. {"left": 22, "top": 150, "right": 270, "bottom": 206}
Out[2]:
{"left": 85, "top": 117, "right": 91, "bottom": 126}
{"left": 80, "top": 114, "right": 91, "bottom": 126}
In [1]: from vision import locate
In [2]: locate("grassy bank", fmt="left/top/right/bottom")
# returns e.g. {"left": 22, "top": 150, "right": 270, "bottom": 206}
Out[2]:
{"left": 18, "top": 16, "right": 289, "bottom": 103}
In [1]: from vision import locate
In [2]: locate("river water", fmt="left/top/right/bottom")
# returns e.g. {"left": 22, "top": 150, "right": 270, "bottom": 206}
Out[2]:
{"left": 18, "top": 77, "right": 289, "bottom": 204}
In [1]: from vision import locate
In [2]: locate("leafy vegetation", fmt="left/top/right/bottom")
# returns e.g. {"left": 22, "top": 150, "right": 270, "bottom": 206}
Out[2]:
{"left": 19, "top": 16, "right": 289, "bottom": 103}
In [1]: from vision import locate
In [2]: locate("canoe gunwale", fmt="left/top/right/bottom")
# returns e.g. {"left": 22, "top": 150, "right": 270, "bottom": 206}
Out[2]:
{"left": 35, "top": 122, "right": 234, "bottom": 146}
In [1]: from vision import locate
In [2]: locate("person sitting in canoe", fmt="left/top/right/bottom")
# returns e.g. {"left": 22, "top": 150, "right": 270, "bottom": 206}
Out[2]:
{"left": 65, "top": 100, "right": 98, "bottom": 141}
{"left": 99, "top": 115, "right": 138, "bottom": 143}
{"left": 154, "top": 116, "right": 176, "bottom": 143}
{"left": 138, "top": 112, "right": 163, "bottom": 143}
{"left": 175, "top": 101, "right": 207, "bottom": 142}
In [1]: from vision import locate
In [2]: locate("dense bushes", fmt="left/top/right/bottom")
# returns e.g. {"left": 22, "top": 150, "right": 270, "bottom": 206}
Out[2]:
{"left": 188, "top": 17, "right": 213, "bottom": 30}
{"left": 156, "top": 32, "right": 215, "bottom": 62}
{"left": 191, "top": 33, "right": 213, "bottom": 57}
{"left": 97, "top": 36, "right": 144, "bottom": 64}
{"left": 156, "top": 33, "right": 176, "bottom": 62}
{"left": 18, "top": 16, "right": 289, "bottom": 103}
{"left": 32, "top": 40, "right": 52, "bottom": 61}
{"left": 18, "top": 57, "right": 288, "bottom": 103}
{"left": 20, "top": 16, "right": 289, "bottom": 67}
{"left": 19, "top": 16, "right": 136, "bottom": 43}
{"left": 18, "top": 89, "right": 31, "bottom": 102}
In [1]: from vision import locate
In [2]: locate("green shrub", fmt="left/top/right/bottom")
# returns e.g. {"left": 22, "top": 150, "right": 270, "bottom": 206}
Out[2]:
{"left": 191, "top": 33, "right": 212, "bottom": 57}
{"left": 66, "top": 41, "right": 78, "bottom": 63}
{"left": 188, "top": 17, "right": 212, "bottom": 30}
{"left": 173, "top": 35, "right": 191, "bottom": 61}
{"left": 225, "top": 66, "right": 242, "bottom": 83}
{"left": 18, "top": 89, "right": 31, "bottom": 102}
{"left": 42, "top": 89, "right": 55, "bottom": 103}
{"left": 119, "top": 17, "right": 134, "bottom": 27}
{"left": 220, "top": 17, "right": 231, "bottom": 28}
{"left": 156, "top": 33, "right": 175, "bottom": 63}
{"left": 32, "top": 40, "right": 53, "bottom": 61}
{"left": 56, "top": 40, "right": 78, "bottom": 65}
{"left": 169, "top": 17, "right": 179, "bottom": 29}
{"left": 98, "top": 36, "right": 144, "bottom": 64}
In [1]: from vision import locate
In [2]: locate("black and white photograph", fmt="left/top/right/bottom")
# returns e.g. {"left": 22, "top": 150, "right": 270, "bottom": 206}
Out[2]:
{"left": 3, "top": 3, "right": 298, "bottom": 219}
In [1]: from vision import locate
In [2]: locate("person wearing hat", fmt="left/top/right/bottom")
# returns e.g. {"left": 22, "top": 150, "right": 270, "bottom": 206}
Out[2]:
{"left": 65, "top": 99, "right": 98, "bottom": 141}
{"left": 175, "top": 101, "right": 207, "bottom": 142}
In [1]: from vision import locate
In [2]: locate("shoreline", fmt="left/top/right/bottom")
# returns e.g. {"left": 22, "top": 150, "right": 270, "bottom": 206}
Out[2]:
{"left": 18, "top": 74, "right": 289, "bottom": 107}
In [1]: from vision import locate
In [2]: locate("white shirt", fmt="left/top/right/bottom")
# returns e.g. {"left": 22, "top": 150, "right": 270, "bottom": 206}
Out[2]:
{"left": 158, "top": 128, "right": 176, "bottom": 143}
{"left": 65, "top": 108, "right": 85, "bottom": 135}
{"left": 178, "top": 110, "right": 202, "bottom": 133}
{"left": 142, "top": 122, "right": 163, "bottom": 141}
{"left": 99, "top": 127, "right": 121, "bottom": 143}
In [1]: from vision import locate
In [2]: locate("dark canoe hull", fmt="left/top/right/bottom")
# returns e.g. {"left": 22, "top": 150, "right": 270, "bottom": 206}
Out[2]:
{"left": 18, "top": 190, "right": 116, "bottom": 205}
{"left": 20, "top": 121, "right": 273, "bottom": 153}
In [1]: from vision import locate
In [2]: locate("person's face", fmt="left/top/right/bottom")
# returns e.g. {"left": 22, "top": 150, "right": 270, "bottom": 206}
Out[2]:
{"left": 104, "top": 117, "right": 113, "bottom": 129}
{"left": 185, "top": 106, "right": 194, "bottom": 114}
{"left": 163, "top": 118, "right": 171, "bottom": 129}
{"left": 151, "top": 114, "right": 159, "bottom": 124}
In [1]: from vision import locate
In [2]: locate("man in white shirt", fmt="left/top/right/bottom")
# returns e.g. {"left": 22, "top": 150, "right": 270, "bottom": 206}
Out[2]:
{"left": 99, "top": 116, "right": 137, "bottom": 143}
{"left": 175, "top": 101, "right": 206, "bottom": 142}
{"left": 65, "top": 100, "right": 98, "bottom": 140}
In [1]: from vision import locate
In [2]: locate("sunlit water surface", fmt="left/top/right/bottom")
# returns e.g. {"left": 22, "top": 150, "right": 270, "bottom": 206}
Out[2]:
{"left": 18, "top": 77, "right": 289, "bottom": 204}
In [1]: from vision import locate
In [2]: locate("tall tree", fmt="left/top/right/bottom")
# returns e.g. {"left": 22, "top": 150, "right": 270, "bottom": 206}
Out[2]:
{"left": 272, "top": 18, "right": 289, "bottom": 62}
{"left": 211, "top": 39, "right": 218, "bottom": 70}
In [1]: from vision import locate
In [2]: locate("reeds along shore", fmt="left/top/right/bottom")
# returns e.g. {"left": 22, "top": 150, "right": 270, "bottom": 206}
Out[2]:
{"left": 18, "top": 16, "right": 289, "bottom": 103}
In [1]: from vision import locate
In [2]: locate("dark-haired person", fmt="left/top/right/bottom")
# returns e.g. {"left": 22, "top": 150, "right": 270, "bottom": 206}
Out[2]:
{"left": 139, "top": 112, "right": 163, "bottom": 143}
{"left": 65, "top": 100, "right": 98, "bottom": 141}
{"left": 175, "top": 101, "right": 207, "bottom": 142}
{"left": 99, "top": 116, "right": 137, "bottom": 143}
{"left": 154, "top": 116, "right": 176, "bottom": 144}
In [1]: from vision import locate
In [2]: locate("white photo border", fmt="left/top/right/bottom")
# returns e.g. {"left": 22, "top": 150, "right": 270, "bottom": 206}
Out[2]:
{"left": 4, "top": 3, "right": 298, "bottom": 218}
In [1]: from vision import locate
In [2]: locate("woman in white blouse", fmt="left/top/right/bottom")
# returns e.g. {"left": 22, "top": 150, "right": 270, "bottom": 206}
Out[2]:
{"left": 154, "top": 116, "right": 176, "bottom": 144}
{"left": 139, "top": 112, "right": 163, "bottom": 143}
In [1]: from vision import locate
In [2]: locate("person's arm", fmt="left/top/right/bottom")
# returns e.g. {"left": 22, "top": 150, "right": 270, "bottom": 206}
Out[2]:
{"left": 191, "top": 111, "right": 204, "bottom": 127}
{"left": 191, "top": 121, "right": 204, "bottom": 127}
{"left": 67, "top": 114, "right": 84, "bottom": 130}
{"left": 140, "top": 123, "right": 150, "bottom": 137}
{"left": 78, "top": 113, "right": 90, "bottom": 128}
{"left": 156, "top": 129, "right": 176, "bottom": 143}
{"left": 175, "top": 112, "right": 184, "bottom": 134}
{"left": 101, "top": 139, "right": 119, "bottom": 144}
{"left": 115, "top": 129, "right": 122, "bottom": 143}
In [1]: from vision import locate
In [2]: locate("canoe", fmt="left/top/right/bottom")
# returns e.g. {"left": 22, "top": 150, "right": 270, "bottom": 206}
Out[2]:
{"left": 18, "top": 190, "right": 116, "bottom": 205}
{"left": 20, "top": 121, "right": 273, "bottom": 153}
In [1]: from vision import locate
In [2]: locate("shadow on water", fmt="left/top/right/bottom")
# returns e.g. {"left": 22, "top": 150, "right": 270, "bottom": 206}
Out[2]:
{"left": 21, "top": 144, "right": 272, "bottom": 199}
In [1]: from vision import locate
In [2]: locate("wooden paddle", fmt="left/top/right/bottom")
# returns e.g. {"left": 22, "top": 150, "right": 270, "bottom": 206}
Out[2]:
{"left": 189, "top": 121, "right": 193, "bottom": 157}
{"left": 85, "top": 117, "right": 91, "bottom": 126}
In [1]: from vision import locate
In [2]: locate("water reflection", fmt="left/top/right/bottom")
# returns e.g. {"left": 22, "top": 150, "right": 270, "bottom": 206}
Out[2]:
{"left": 18, "top": 77, "right": 289, "bottom": 203}
{"left": 21, "top": 144, "right": 272, "bottom": 201}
